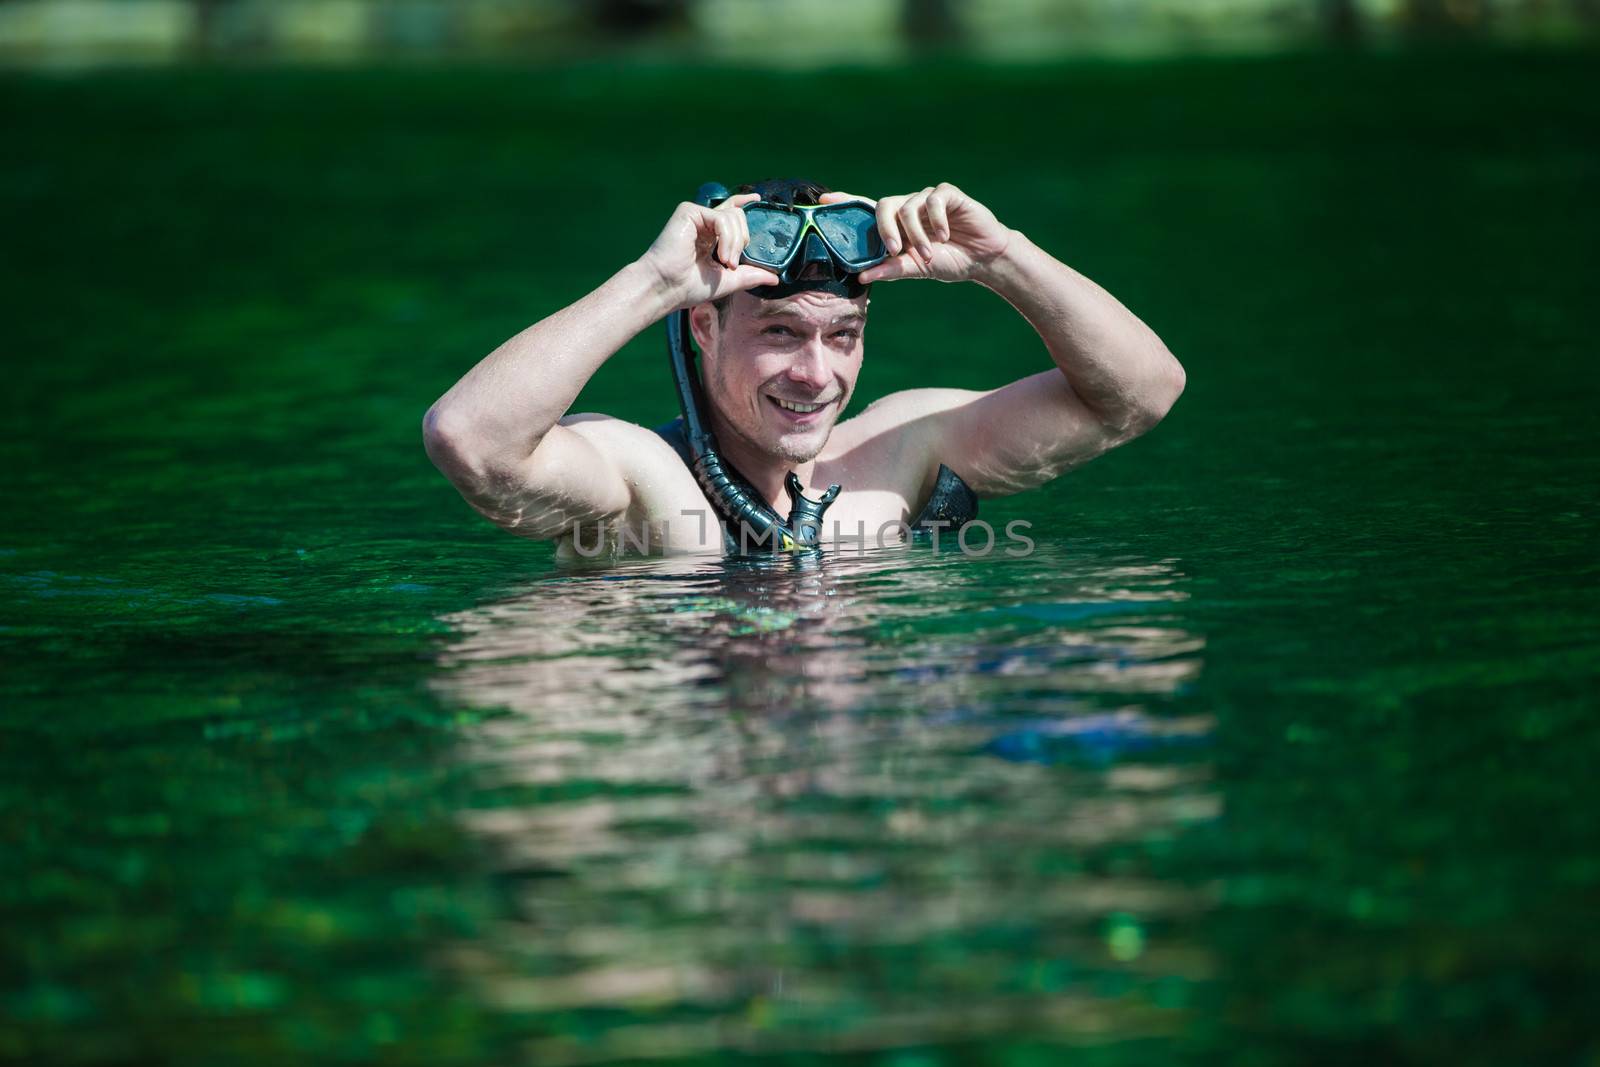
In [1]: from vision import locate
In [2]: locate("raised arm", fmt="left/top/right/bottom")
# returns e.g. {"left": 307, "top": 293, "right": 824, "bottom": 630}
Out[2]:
{"left": 422, "top": 194, "right": 778, "bottom": 537}
{"left": 821, "top": 184, "right": 1185, "bottom": 497}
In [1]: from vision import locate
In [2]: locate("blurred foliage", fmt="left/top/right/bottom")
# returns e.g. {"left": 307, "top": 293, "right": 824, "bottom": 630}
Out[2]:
{"left": 0, "top": 0, "right": 1597, "bottom": 66}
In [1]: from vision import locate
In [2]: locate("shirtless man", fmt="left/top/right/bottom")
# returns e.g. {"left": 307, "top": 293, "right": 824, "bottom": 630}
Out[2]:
{"left": 423, "top": 179, "right": 1185, "bottom": 556}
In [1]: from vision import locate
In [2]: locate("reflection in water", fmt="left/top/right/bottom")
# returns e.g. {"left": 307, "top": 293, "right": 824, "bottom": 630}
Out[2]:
{"left": 432, "top": 544, "right": 1213, "bottom": 1063}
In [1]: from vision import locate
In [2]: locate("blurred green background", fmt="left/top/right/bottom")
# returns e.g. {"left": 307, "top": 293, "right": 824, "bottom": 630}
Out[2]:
{"left": 4, "top": 2, "right": 1600, "bottom": 1066}
{"left": 2, "top": 0, "right": 1599, "bottom": 65}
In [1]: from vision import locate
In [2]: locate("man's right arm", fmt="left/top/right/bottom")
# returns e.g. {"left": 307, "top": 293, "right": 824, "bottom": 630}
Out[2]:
{"left": 422, "top": 261, "right": 669, "bottom": 538}
{"left": 422, "top": 194, "right": 778, "bottom": 539}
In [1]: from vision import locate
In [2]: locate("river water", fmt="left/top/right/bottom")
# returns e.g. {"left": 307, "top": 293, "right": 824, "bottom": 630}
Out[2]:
{"left": 4, "top": 53, "right": 1597, "bottom": 1065}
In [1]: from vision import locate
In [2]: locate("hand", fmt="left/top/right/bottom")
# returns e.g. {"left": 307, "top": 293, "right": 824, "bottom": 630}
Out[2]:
{"left": 638, "top": 192, "right": 781, "bottom": 312}
{"left": 820, "top": 183, "right": 1012, "bottom": 284}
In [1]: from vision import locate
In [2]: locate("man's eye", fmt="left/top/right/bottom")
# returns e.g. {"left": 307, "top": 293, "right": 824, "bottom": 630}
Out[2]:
{"left": 763, "top": 326, "right": 792, "bottom": 336}
{"left": 834, "top": 330, "right": 860, "bottom": 341}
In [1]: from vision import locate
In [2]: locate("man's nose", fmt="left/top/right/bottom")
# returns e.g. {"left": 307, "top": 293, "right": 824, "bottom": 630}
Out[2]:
{"left": 786, "top": 340, "right": 832, "bottom": 390}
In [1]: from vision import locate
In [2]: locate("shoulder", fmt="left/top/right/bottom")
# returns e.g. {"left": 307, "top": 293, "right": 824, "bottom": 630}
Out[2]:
{"left": 558, "top": 411, "right": 666, "bottom": 440}
{"left": 558, "top": 412, "right": 711, "bottom": 514}
{"left": 824, "top": 388, "right": 986, "bottom": 507}
{"left": 830, "top": 387, "right": 986, "bottom": 462}
{"left": 847, "top": 387, "right": 986, "bottom": 426}
{"left": 556, "top": 412, "right": 686, "bottom": 465}
{"left": 831, "top": 387, "right": 982, "bottom": 451}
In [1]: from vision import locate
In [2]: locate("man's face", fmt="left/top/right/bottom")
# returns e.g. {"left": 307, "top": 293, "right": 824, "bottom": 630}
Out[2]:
{"left": 692, "top": 289, "right": 868, "bottom": 463}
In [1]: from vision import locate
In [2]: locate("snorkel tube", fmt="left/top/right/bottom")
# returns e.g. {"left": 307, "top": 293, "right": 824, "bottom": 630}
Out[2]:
{"left": 666, "top": 181, "right": 841, "bottom": 552}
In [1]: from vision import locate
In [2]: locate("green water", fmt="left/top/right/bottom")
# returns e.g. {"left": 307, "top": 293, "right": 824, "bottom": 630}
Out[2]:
{"left": 3, "top": 51, "right": 1598, "bottom": 1065}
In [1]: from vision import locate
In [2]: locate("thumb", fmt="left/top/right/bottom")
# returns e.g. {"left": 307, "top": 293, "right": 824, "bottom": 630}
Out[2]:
{"left": 820, "top": 190, "right": 877, "bottom": 207}
{"left": 857, "top": 253, "right": 919, "bottom": 284}
{"left": 723, "top": 264, "right": 781, "bottom": 295}
{"left": 742, "top": 264, "right": 781, "bottom": 286}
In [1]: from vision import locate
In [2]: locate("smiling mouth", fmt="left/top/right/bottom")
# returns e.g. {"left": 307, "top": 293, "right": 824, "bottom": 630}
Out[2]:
{"left": 767, "top": 396, "right": 830, "bottom": 416}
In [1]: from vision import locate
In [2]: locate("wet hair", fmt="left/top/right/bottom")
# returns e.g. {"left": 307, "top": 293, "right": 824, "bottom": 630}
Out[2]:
{"left": 711, "top": 177, "right": 867, "bottom": 324}
{"left": 735, "top": 177, "right": 832, "bottom": 208}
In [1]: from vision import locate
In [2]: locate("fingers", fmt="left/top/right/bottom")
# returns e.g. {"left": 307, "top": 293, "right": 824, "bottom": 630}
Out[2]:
{"left": 926, "top": 184, "right": 953, "bottom": 243}
{"left": 698, "top": 206, "right": 738, "bottom": 270}
{"left": 819, "top": 190, "right": 878, "bottom": 208}
{"left": 707, "top": 192, "right": 776, "bottom": 289}
{"left": 723, "top": 211, "right": 742, "bottom": 270}
{"left": 875, "top": 196, "right": 905, "bottom": 256}
{"left": 732, "top": 203, "right": 749, "bottom": 262}
{"left": 901, "top": 187, "right": 940, "bottom": 262}
{"left": 710, "top": 192, "right": 760, "bottom": 270}
{"left": 864, "top": 182, "right": 966, "bottom": 255}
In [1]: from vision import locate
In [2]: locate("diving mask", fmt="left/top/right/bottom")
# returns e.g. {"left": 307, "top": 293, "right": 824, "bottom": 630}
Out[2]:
{"left": 719, "top": 198, "right": 887, "bottom": 298}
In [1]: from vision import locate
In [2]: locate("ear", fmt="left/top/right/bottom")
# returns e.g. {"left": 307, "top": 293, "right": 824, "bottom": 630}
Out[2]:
{"left": 688, "top": 302, "right": 718, "bottom": 352}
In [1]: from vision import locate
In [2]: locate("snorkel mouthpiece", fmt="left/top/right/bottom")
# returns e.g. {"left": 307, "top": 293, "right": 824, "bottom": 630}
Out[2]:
{"left": 785, "top": 473, "right": 841, "bottom": 546}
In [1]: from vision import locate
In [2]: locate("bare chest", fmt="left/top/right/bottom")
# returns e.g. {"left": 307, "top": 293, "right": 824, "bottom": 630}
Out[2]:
{"left": 558, "top": 427, "right": 931, "bottom": 559}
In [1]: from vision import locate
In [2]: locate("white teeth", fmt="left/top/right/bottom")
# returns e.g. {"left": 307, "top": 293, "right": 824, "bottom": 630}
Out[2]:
{"left": 775, "top": 398, "right": 824, "bottom": 414}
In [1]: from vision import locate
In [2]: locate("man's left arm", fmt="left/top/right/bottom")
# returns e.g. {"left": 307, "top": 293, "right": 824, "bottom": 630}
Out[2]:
{"left": 824, "top": 184, "right": 1186, "bottom": 497}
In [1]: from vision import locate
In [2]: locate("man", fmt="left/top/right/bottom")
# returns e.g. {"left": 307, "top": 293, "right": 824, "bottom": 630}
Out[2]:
{"left": 423, "top": 179, "right": 1185, "bottom": 556}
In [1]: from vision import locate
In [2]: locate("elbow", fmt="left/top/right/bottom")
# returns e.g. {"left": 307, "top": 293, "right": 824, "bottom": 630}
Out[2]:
{"left": 1155, "top": 350, "right": 1187, "bottom": 418}
{"left": 1124, "top": 349, "right": 1186, "bottom": 438}
{"left": 423, "top": 403, "right": 537, "bottom": 514}
{"left": 422, "top": 402, "right": 486, "bottom": 486}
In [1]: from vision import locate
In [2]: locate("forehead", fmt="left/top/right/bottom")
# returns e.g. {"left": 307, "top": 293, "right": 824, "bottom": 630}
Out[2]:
{"left": 727, "top": 290, "right": 868, "bottom": 325}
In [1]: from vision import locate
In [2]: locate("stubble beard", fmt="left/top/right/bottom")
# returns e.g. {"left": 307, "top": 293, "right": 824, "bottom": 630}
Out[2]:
{"left": 704, "top": 366, "right": 832, "bottom": 465}
{"left": 709, "top": 393, "right": 830, "bottom": 464}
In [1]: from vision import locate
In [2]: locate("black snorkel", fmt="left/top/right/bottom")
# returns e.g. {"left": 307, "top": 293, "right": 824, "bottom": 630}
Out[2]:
{"left": 666, "top": 181, "right": 842, "bottom": 552}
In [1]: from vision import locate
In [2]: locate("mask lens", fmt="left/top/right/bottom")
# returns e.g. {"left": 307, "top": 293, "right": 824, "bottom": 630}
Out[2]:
{"left": 743, "top": 207, "right": 803, "bottom": 268}
{"left": 814, "top": 205, "right": 884, "bottom": 267}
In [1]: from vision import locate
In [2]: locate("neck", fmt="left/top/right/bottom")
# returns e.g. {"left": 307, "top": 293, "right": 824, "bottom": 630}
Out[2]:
{"left": 706, "top": 406, "right": 815, "bottom": 513}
